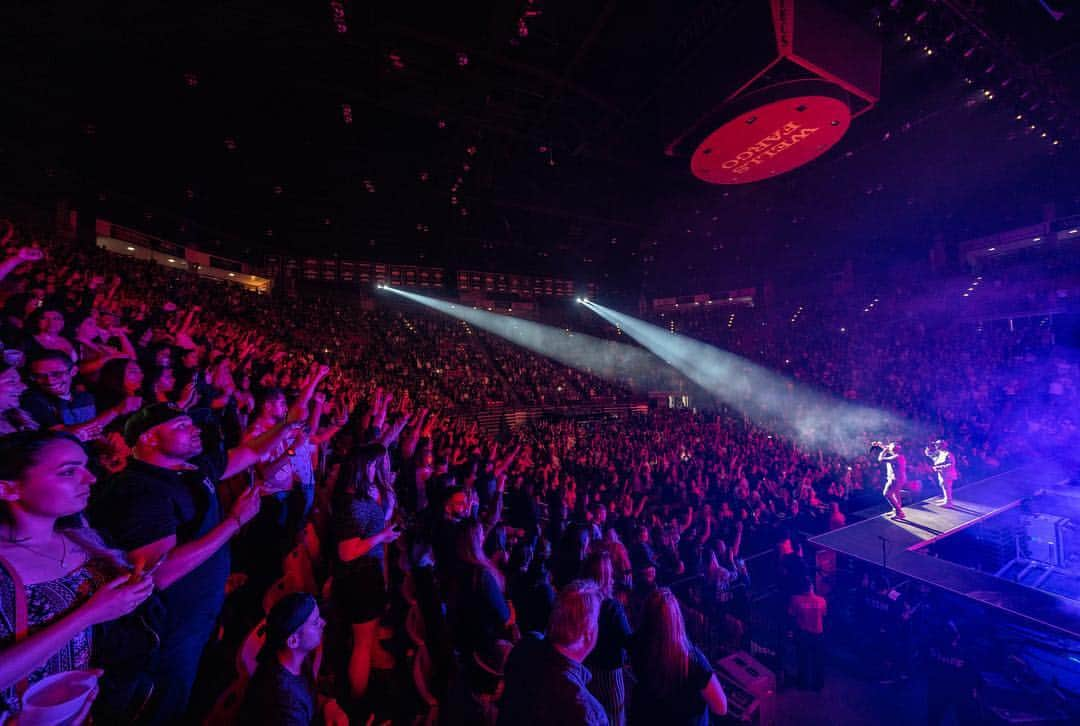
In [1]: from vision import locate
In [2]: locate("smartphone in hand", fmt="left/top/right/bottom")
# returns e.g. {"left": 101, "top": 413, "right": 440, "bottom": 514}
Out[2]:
{"left": 130, "top": 554, "right": 167, "bottom": 584}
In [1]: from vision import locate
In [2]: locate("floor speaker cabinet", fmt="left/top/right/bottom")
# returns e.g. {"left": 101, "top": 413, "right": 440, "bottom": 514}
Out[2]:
{"left": 716, "top": 650, "right": 777, "bottom": 724}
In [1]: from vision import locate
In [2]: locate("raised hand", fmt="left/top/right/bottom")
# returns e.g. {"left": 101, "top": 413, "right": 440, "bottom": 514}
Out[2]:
{"left": 229, "top": 485, "right": 263, "bottom": 527}
{"left": 380, "top": 525, "right": 402, "bottom": 544}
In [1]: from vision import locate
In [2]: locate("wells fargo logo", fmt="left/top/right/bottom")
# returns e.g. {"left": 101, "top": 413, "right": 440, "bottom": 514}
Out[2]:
{"left": 721, "top": 122, "right": 820, "bottom": 175}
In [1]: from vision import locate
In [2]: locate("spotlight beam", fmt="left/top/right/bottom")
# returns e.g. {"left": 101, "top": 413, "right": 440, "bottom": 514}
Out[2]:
{"left": 582, "top": 300, "right": 922, "bottom": 455}
{"left": 380, "top": 287, "right": 680, "bottom": 391}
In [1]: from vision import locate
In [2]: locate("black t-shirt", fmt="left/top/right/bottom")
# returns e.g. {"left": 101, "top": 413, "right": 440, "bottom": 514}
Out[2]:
{"left": 88, "top": 450, "right": 229, "bottom": 633}
{"left": 585, "top": 597, "right": 631, "bottom": 672}
{"left": 498, "top": 635, "right": 609, "bottom": 726}
{"left": 240, "top": 660, "right": 315, "bottom": 726}
{"left": 445, "top": 565, "right": 510, "bottom": 657}
{"left": 508, "top": 573, "right": 555, "bottom": 636}
{"left": 629, "top": 641, "right": 714, "bottom": 726}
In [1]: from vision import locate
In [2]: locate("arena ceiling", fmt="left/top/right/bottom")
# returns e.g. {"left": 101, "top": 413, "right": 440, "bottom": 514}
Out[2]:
{"left": 2, "top": 1, "right": 1079, "bottom": 296}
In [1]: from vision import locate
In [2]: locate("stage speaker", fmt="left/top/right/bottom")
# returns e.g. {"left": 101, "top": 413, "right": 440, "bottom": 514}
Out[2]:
{"left": 660, "top": 0, "right": 881, "bottom": 184}
{"left": 1023, "top": 514, "right": 1069, "bottom": 567}
{"left": 717, "top": 651, "right": 777, "bottom": 724}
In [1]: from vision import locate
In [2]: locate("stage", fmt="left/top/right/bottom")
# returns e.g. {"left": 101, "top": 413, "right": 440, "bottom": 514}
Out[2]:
{"left": 810, "top": 460, "right": 1080, "bottom": 638}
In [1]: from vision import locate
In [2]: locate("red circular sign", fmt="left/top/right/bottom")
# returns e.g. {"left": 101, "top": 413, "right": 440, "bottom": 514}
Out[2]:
{"left": 690, "top": 95, "right": 851, "bottom": 184}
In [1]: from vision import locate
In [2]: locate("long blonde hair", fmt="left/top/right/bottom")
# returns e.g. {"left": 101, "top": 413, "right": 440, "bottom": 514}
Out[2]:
{"left": 584, "top": 550, "right": 614, "bottom": 599}
{"left": 453, "top": 518, "right": 505, "bottom": 592}
{"left": 639, "top": 588, "right": 692, "bottom": 696}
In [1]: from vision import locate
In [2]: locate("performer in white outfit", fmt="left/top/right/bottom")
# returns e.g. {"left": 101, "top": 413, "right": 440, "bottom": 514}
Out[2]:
{"left": 872, "top": 441, "right": 907, "bottom": 520}
{"left": 924, "top": 440, "right": 957, "bottom": 507}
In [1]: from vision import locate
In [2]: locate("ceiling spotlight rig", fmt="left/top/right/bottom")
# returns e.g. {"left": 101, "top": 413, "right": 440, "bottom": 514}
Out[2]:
{"left": 667, "top": 0, "right": 882, "bottom": 185}
{"left": 881, "top": 0, "right": 1073, "bottom": 148}
{"left": 511, "top": 0, "right": 543, "bottom": 45}
{"left": 329, "top": 0, "right": 347, "bottom": 34}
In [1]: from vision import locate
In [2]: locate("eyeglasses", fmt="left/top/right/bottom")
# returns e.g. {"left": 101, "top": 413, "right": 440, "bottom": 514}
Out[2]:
{"left": 31, "top": 369, "right": 72, "bottom": 381}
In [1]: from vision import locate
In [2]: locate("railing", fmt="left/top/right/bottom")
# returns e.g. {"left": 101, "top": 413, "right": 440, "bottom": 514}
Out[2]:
{"left": 467, "top": 399, "right": 649, "bottom": 434}
{"left": 96, "top": 220, "right": 182, "bottom": 253}
{"left": 95, "top": 220, "right": 272, "bottom": 291}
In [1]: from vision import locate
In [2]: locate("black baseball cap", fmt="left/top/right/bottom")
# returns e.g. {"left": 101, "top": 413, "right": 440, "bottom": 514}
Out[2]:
{"left": 123, "top": 402, "right": 186, "bottom": 446}
{"left": 264, "top": 593, "right": 317, "bottom": 652}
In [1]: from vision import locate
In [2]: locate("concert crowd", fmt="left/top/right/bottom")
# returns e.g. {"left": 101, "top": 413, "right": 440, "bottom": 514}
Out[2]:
{"left": 0, "top": 219, "right": 1077, "bottom": 725}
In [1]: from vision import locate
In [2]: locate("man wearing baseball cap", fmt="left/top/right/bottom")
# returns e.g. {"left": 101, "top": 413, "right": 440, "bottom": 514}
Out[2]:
{"left": 88, "top": 402, "right": 303, "bottom": 725}
{"left": 240, "top": 593, "right": 347, "bottom": 725}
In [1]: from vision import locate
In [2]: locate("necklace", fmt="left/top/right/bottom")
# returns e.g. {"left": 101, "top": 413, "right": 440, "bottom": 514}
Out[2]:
{"left": 3, "top": 530, "right": 68, "bottom": 568}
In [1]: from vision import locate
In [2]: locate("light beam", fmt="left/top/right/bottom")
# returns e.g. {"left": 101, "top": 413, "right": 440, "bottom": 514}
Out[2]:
{"left": 380, "top": 287, "right": 680, "bottom": 392}
{"left": 582, "top": 299, "right": 923, "bottom": 456}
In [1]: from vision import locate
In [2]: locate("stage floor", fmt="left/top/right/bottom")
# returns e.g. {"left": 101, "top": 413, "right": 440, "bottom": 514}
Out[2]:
{"left": 810, "top": 461, "right": 1080, "bottom": 638}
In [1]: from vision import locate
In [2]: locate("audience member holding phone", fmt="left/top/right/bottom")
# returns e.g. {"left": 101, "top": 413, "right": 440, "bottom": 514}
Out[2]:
{"left": 0, "top": 431, "right": 154, "bottom": 724}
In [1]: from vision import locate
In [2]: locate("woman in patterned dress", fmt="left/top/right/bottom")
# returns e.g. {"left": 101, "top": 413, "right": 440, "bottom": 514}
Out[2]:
{"left": 0, "top": 431, "right": 155, "bottom": 722}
